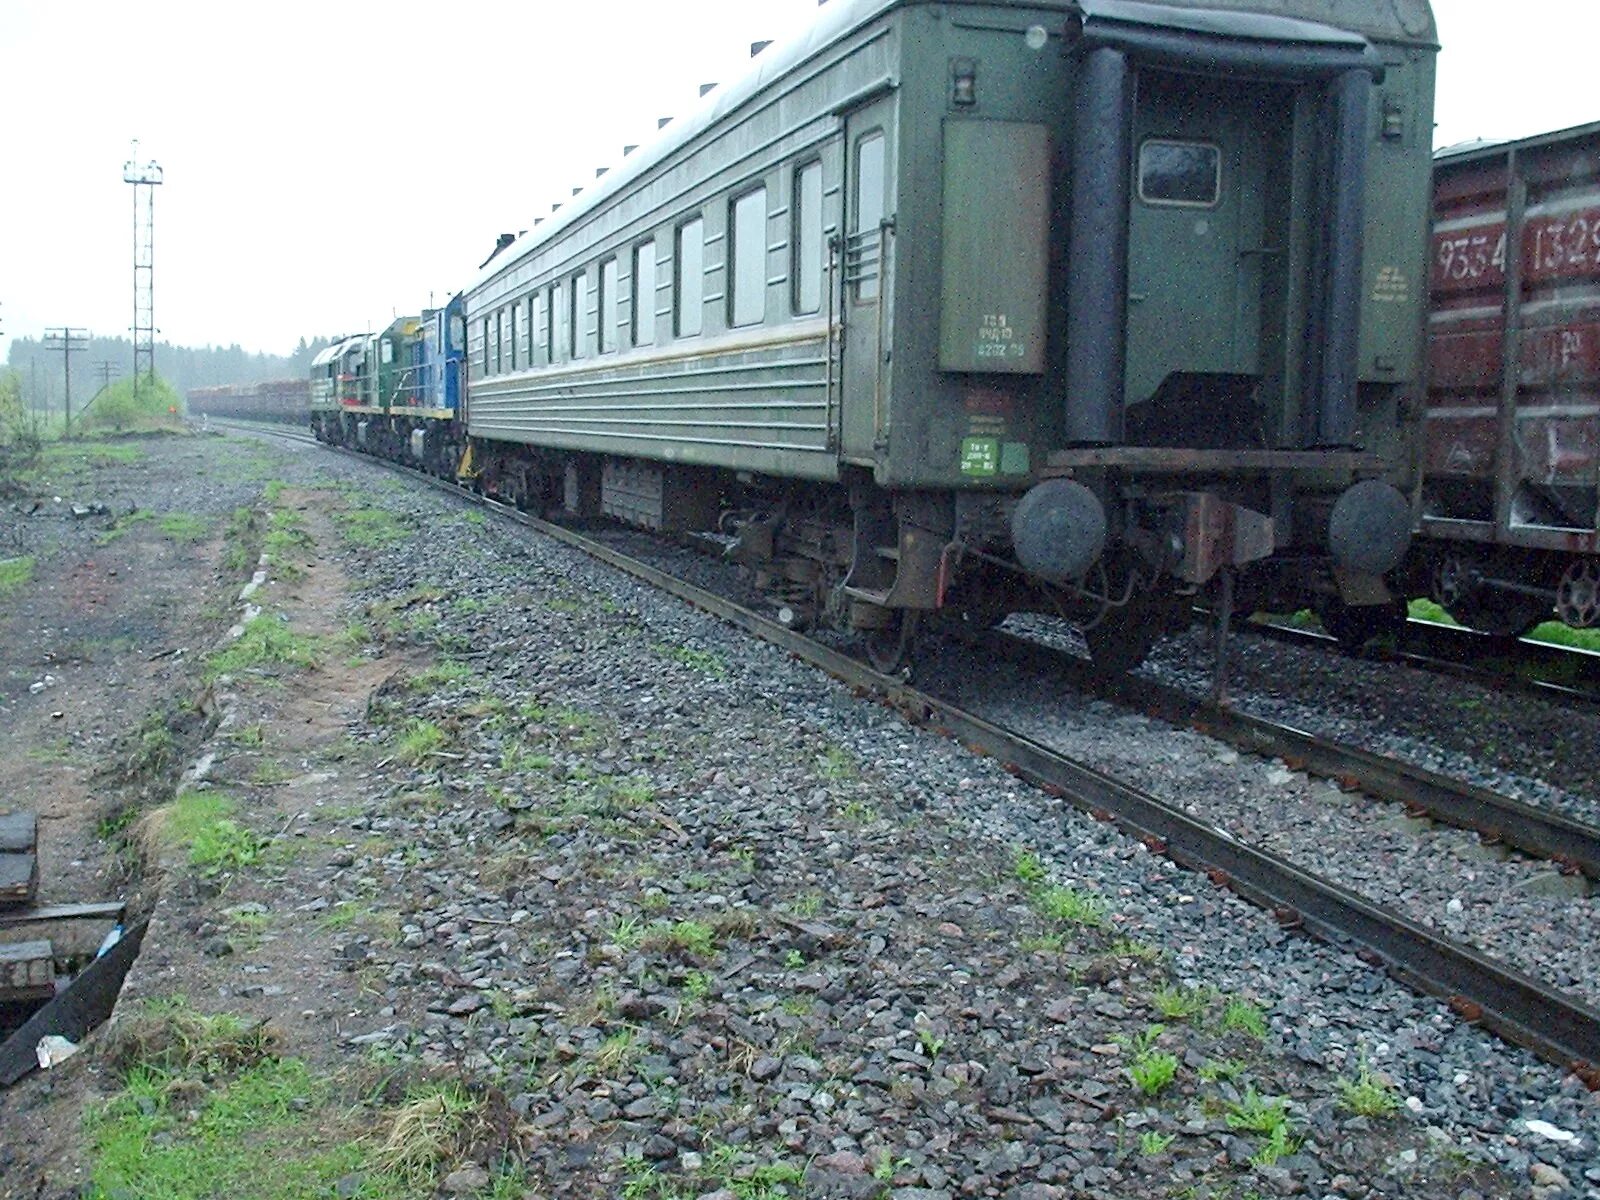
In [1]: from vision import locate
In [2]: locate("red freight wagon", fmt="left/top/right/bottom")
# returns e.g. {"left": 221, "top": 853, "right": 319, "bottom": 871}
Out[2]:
{"left": 1415, "top": 120, "right": 1600, "bottom": 634}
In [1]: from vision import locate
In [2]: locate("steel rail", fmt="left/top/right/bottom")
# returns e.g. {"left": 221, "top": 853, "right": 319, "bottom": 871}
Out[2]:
{"left": 990, "top": 630, "right": 1600, "bottom": 880}
{"left": 208, "top": 418, "right": 1600, "bottom": 1082}
{"left": 1246, "top": 614, "right": 1600, "bottom": 707}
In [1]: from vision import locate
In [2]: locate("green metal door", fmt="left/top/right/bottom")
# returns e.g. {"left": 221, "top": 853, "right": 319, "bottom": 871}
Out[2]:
{"left": 841, "top": 96, "right": 896, "bottom": 463}
{"left": 1125, "top": 72, "right": 1276, "bottom": 405}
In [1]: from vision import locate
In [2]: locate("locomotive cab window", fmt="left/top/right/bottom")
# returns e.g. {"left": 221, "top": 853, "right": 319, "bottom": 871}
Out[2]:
{"left": 1137, "top": 139, "right": 1220, "bottom": 207}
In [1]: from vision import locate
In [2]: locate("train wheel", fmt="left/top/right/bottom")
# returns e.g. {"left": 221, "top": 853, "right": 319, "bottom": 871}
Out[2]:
{"left": 1449, "top": 596, "right": 1549, "bottom": 639}
{"left": 1083, "top": 602, "right": 1165, "bottom": 674}
{"left": 1557, "top": 560, "right": 1600, "bottom": 628}
{"left": 864, "top": 610, "right": 920, "bottom": 675}
{"left": 1318, "top": 598, "right": 1406, "bottom": 652}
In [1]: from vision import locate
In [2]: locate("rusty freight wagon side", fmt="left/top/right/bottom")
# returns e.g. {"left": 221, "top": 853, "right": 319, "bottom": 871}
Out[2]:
{"left": 187, "top": 379, "right": 312, "bottom": 425}
{"left": 1419, "top": 120, "right": 1600, "bottom": 634}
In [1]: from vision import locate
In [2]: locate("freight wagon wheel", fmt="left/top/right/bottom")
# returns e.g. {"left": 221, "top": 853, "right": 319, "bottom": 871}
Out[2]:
{"left": 864, "top": 610, "right": 921, "bottom": 675}
{"left": 1448, "top": 595, "right": 1550, "bottom": 640}
{"left": 1557, "top": 560, "right": 1600, "bottom": 629}
{"left": 1317, "top": 598, "right": 1406, "bottom": 653}
{"left": 1083, "top": 602, "right": 1166, "bottom": 675}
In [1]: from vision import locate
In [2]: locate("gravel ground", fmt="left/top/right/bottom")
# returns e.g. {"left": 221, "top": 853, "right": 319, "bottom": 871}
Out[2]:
{"left": 1143, "top": 622, "right": 1600, "bottom": 830}
{"left": 220, "top": 434, "right": 1599, "bottom": 1198}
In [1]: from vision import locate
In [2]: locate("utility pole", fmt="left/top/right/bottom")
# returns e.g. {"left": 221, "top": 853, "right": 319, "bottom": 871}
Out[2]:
{"left": 94, "top": 360, "right": 120, "bottom": 390}
{"left": 123, "top": 140, "right": 164, "bottom": 399}
{"left": 43, "top": 327, "right": 89, "bottom": 437}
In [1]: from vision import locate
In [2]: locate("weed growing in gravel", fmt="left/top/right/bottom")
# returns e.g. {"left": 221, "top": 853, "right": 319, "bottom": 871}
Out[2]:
{"left": 1221, "top": 996, "right": 1269, "bottom": 1039}
{"left": 227, "top": 722, "right": 265, "bottom": 747}
{"left": 838, "top": 799, "right": 878, "bottom": 825}
{"left": 596, "top": 1028, "right": 638, "bottom": 1073}
{"left": 1152, "top": 984, "right": 1211, "bottom": 1022}
{"left": 783, "top": 948, "right": 805, "bottom": 969}
{"left": 262, "top": 509, "right": 314, "bottom": 576}
{"left": 206, "top": 615, "right": 320, "bottom": 680}
{"left": 644, "top": 919, "right": 717, "bottom": 957}
{"left": 1012, "top": 848, "right": 1047, "bottom": 883}
{"left": 395, "top": 719, "right": 448, "bottom": 765}
{"left": 158, "top": 511, "right": 210, "bottom": 542}
{"left": 817, "top": 743, "right": 857, "bottom": 780}
{"left": 249, "top": 760, "right": 293, "bottom": 786}
{"left": 97, "top": 509, "right": 158, "bottom": 547}
{"left": 657, "top": 642, "right": 729, "bottom": 677}
{"left": 1199, "top": 1058, "right": 1246, "bottom": 1082}
{"left": 337, "top": 505, "right": 408, "bottom": 548}
{"left": 608, "top": 914, "right": 645, "bottom": 949}
{"left": 1126, "top": 1025, "right": 1179, "bottom": 1096}
{"left": 1034, "top": 884, "right": 1108, "bottom": 927}
{"left": 682, "top": 971, "right": 712, "bottom": 1000}
{"left": 1139, "top": 1130, "right": 1176, "bottom": 1156}
{"left": 1109, "top": 937, "right": 1165, "bottom": 964}
{"left": 0, "top": 555, "right": 35, "bottom": 595}
{"left": 792, "top": 892, "right": 824, "bottom": 917}
{"left": 640, "top": 891, "right": 670, "bottom": 915}
{"left": 1251, "top": 1120, "right": 1302, "bottom": 1167}
{"left": 1337, "top": 1059, "right": 1400, "bottom": 1117}
{"left": 1226, "top": 1087, "right": 1290, "bottom": 1134}
{"left": 409, "top": 659, "right": 473, "bottom": 692}
{"left": 1019, "top": 933, "right": 1065, "bottom": 954}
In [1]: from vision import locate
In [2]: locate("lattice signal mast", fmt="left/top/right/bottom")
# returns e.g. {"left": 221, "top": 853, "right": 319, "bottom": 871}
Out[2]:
{"left": 122, "top": 141, "right": 163, "bottom": 399}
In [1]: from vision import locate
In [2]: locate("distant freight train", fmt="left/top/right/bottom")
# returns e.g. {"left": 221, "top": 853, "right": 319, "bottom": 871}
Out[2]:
{"left": 312, "top": 0, "right": 1442, "bottom": 669}
{"left": 188, "top": 379, "right": 310, "bottom": 426}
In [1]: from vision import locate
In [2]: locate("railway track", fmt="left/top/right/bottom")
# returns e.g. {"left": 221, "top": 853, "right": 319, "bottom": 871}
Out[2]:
{"left": 1247, "top": 612, "right": 1600, "bottom": 707}
{"left": 209, "top": 418, "right": 1600, "bottom": 1085}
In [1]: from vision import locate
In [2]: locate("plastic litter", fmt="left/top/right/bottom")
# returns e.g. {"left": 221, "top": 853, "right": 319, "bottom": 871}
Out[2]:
{"left": 35, "top": 1035, "right": 79, "bottom": 1069}
{"left": 96, "top": 924, "right": 124, "bottom": 959}
{"left": 1525, "top": 1119, "right": 1579, "bottom": 1144}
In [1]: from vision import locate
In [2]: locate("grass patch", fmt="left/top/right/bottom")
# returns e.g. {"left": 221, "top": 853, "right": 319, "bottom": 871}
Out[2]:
{"left": 158, "top": 512, "right": 210, "bottom": 542}
{"left": 338, "top": 506, "right": 407, "bottom": 548}
{"left": 1034, "top": 884, "right": 1108, "bottom": 927}
{"left": 395, "top": 719, "right": 449, "bottom": 765}
{"left": 371, "top": 1080, "right": 483, "bottom": 1188}
{"left": 263, "top": 509, "right": 314, "bottom": 572}
{"left": 1151, "top": 984, "right": 1210, "bottom": 1022}
{"left": 642, "top": 919, "right": 717, "bottom": 958}
{"left": 656, "top": 643, "right": 728, "bottom": 678}
{"left": 206, "top": 615, "right": 319, "bottom": 681}
{"left": 1337, "top": 1060, "right": 1400, "bottom": 1117}
{"left": 1012, "top": 848, "right": 1047, "bottom": 884}
{"left": 97, "top": 508, "right": 158, "bottom": 547}
{"left": 147, "top": 790, "right": 265, "bottom": 875}
{"left": 817, "top": 744, "right": 856, "bottom": 780}
{"left": 409, "top": 660, "right": 473, "bottom": 692}
{"left": 0, "top": 555, "right": 36, "bottom": 596}
{"left": 1220, "top": 996, "right": 1268, "bottom": 1040}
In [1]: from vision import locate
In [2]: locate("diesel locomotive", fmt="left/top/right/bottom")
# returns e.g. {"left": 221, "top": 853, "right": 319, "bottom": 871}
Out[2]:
{"left": 313, "top": 0, "right": 1440, "bottom": 669}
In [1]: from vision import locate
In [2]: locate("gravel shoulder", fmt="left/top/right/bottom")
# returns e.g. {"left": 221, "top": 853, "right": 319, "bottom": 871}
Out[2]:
{"left": 1, "top": 431, "right": 1593, "bottom": 1200}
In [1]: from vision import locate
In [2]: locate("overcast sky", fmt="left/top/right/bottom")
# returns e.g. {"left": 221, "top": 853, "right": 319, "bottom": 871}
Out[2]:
{"left": 1, "top": 1, "right": 1594, "bottom": 362}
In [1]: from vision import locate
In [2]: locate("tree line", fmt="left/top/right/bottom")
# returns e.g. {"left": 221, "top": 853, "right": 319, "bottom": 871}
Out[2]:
{"left": 4, "top": 334, "right": 335, "bottom": 414}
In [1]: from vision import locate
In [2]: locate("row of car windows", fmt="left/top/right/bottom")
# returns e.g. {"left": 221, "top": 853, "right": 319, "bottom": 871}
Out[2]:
{"left": 477, "top": 153, "right": 843, "bottom": 378}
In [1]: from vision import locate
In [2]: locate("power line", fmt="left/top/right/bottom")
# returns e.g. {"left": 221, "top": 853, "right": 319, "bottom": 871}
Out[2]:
{"left": 43, "top": 327, "right": 89, "bottom": 438}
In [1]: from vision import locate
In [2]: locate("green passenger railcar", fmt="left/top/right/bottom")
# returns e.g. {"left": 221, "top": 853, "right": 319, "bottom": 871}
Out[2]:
{"left": 463, "top": 0, "right": 1437, "bottom": 669}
